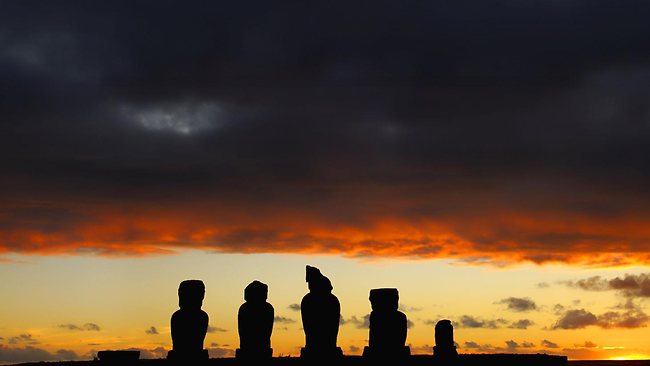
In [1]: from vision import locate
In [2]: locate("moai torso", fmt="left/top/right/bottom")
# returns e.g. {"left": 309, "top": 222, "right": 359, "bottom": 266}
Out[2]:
{"left": 170, "top": 280, "right": 209, "bottom": 355}
{"left": 433, "top": 318, "right": 458, "bottom": 362}
{"left": 301, "top": 266, "right": 341, "bottom": 351}
{"left": 238, "top": 280, "right": 274, "bottom": 352}
{"left": 367, "top": 288, "right": 407, "bottom": 351}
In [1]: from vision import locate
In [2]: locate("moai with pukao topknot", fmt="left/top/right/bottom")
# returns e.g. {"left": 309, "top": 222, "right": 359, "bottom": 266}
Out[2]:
{"left": 300, "top": 265, "right": 343, "bottom": 360}
{"left": 167, "top": 279, "right": 209, "bottom": 363}
{"left": 362, "top": 288, "right": 410, "bottom": 361}
{"left": 236, "top": 280, "right": 274, "bottom": 361}
{"left": 433, "top": 319, "right": 458, "bottom": 364}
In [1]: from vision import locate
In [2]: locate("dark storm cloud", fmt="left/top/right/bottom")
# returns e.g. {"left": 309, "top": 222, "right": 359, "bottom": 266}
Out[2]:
{"left": 3, "top": 1, "right": 650, "bottom": 264}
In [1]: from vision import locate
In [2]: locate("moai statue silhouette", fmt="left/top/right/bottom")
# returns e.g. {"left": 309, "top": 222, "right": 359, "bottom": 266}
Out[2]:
{"left": 300, "top": 265, "right": 343, "bottom": 360}
{"left": 236, "top": 280, "right": 274, "bottom": 360}
{"left": 362, "top": 288, "right": 410, "bottom": 361}
{"left": 167, "top": 279, "right": 209, "bottom": 363}
{"left": 433, "top": 319, "right": 458, "bottom": 364}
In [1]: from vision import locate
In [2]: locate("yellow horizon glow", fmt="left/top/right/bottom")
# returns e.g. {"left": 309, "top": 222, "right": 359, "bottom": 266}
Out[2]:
{"left": 609, "top": 355, "right": 650, "bottom": 361}
{"left": 1, "top": 251, "right": 649, "bottom": 363}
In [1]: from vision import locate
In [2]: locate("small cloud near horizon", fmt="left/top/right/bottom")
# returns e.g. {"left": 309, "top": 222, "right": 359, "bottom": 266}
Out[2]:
{"left": 207, "top": 326, "right": 228, "bottom": 333}
{"left": 496, "top": 297, "right": 538, "bottom": 312}
{"left": 58, "top": 323, "right": 101, "bottom": 332}
{"left": 552, "top": 307, "right": 649, "bottom": 330}
{"left": 273, "top": 316, "right": 296, "bottom": 324}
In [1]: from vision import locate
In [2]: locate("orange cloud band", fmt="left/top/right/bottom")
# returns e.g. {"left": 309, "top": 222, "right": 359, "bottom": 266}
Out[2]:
{"left": 0, "top": 170, "right": 650, "bottom": 266}
{"left": 2, "top": 193, "right": 650, "bottom": 267}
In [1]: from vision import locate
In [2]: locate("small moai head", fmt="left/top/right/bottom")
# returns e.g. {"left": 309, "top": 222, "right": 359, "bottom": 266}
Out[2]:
{"left": 178, "top": 279, "right": 205, "bottom": 310}
{"left": 369, "top": 288, "right": 399, "bottom": 312}
{"left": 435, "top": 319, "right": 455, "bottom": 348}
{"left": 244, "top": 280, "right": 268, "bottom": 303}
{"left": 306, "top": 265, "right": 333, "bottom": 293}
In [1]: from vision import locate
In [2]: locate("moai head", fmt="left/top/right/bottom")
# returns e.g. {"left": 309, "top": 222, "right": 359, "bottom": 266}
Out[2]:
{"left": 306, "top": 265, "right": 333, "bottom": 293}
{"left": 178, "top": 279, "right": 205, "bottom": 310}
{"left": 369, "top": 288, "right": 399, "bottom": 312}
{"left": 244, "top": 280, "right": 268, "bottom": 303}
{"left": 435, "top": 319, "right": 455, "bottom": 348}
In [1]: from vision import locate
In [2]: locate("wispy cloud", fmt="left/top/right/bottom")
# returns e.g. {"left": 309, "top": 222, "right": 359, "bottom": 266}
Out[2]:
{"left": 207, "top": 325, "right": 227, "bottom": 333}
{"left": 8, "top": 334, "right": 38, "bottom": 345}
{"left": 542, "top": 340, "right": 559, "bottom": 349}
{"left": 340, "top": 315, "right": 370, "bottom": 329}
{"left": 273, "top": 316, "right": 296, "bottom": 324}
{"left": 455, "top": 315, "right": 509, "bottom": 329}
{"left": 58, "top": 323, "right": 101, "bottom": 331}
{"left": 463, "top": 340, "right": 538, "bottom": 353}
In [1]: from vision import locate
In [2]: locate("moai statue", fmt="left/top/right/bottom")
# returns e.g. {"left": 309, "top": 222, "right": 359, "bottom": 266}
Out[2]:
{"left": 362, "top": 288, "right": 410, "bottom": 361}
{"left": 167, "top": 279, "right": 209, "bottom": 363}
{"left": 433, "top": 319, "right": 458, "bottom": 364}
{"left": 300, "top": 265, "right": 343, "bottom": 360}
{"left": 236, "top": 280, "right": 274, "bottom": 360}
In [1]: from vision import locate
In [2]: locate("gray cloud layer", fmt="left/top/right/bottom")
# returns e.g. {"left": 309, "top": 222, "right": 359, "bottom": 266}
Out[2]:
{"left": 0, "top": 346, "right": 82, "bottom": 364}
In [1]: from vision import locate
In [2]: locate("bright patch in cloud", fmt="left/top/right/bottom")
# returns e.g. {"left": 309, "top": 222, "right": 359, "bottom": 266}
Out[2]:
{"left": 121, "top": 101, "right": 225, "bottom": 135}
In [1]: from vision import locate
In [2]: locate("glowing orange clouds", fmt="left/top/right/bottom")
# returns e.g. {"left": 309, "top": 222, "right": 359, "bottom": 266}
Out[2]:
{"left": 2, "top": 186, "right": 650, "bottom": 267}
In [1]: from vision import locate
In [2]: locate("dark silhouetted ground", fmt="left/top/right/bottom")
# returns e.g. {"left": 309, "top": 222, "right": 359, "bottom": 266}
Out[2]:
{"left": 9, "top": 353, "right": 626, "bottom": 366}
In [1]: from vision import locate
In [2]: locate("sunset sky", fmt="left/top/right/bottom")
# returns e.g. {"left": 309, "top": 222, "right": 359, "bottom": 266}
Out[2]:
{"left": 2, "top": 1, "right": 650, "bottom": 364}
